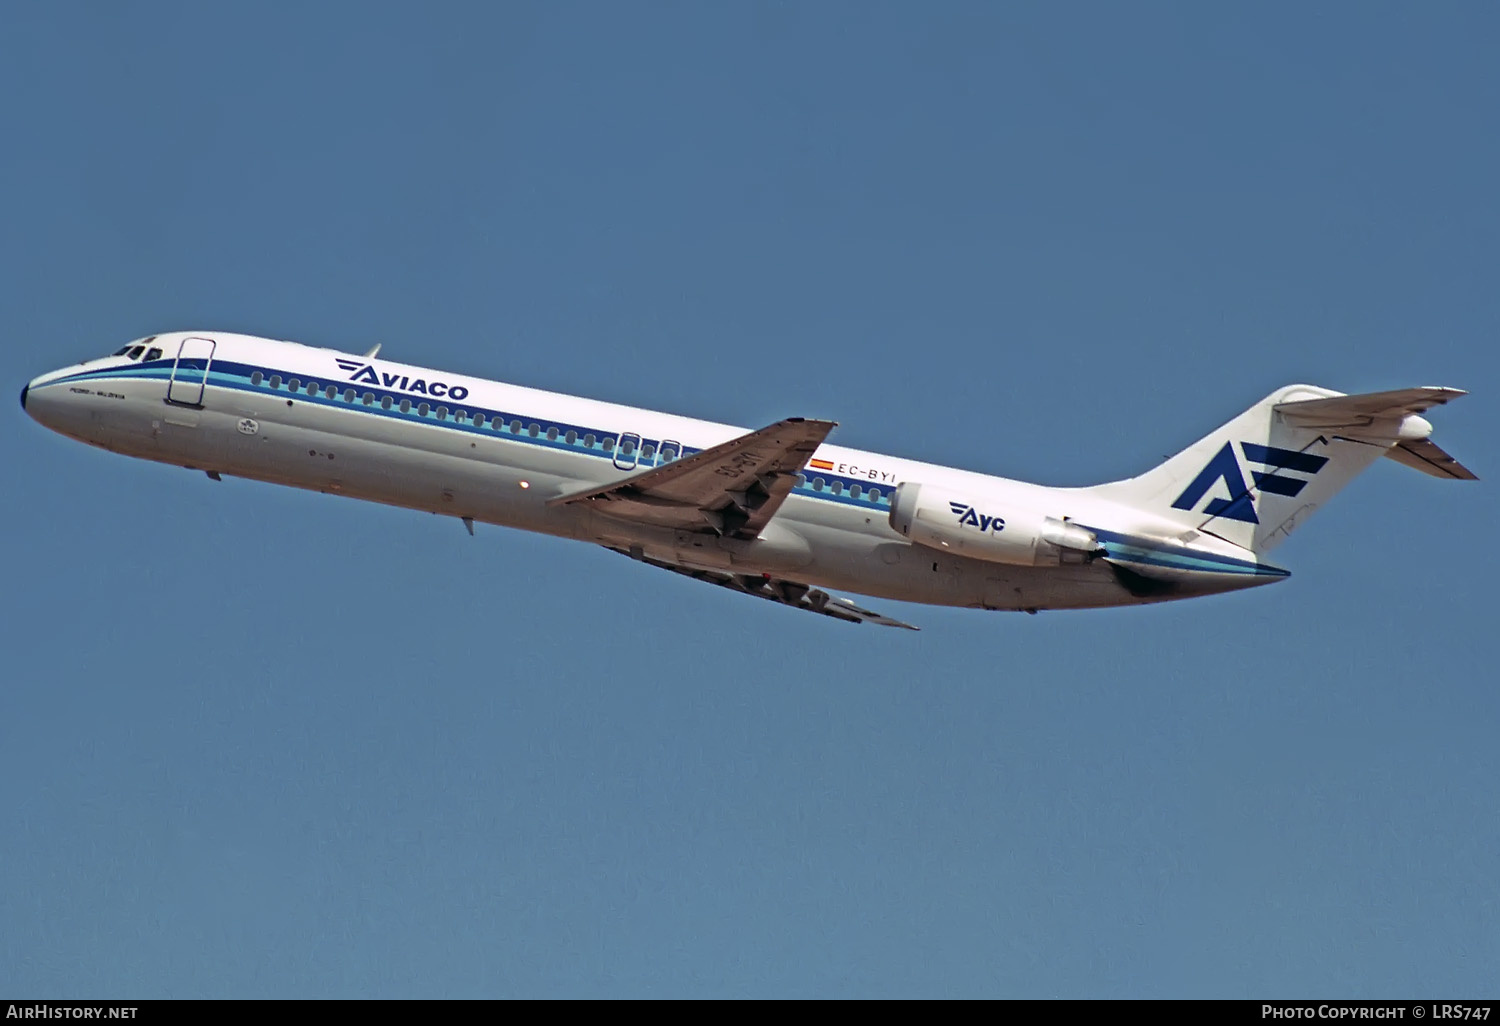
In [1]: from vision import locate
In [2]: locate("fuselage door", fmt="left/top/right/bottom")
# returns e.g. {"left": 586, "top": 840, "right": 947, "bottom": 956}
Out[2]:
{"left": 167, "top": 336, "right": 216, "bottom": 407}
{"left": 613, "top": 431, "right": 641, "bottom": 470}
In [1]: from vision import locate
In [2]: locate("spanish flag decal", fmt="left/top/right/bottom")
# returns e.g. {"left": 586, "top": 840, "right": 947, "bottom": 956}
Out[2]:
{"left": 809, "top": 458, "right": 834, "bottom": 472}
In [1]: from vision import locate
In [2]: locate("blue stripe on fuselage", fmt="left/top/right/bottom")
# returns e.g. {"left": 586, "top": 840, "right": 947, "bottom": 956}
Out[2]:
{"left": 45, "top": 359, "right": 897, "bottom": 513}
{"left": 1085, "top": 525, "right": 1288, "bottom": 577}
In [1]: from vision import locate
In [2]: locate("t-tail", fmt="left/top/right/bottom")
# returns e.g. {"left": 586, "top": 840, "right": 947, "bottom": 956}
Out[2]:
{"left": 1097, "top": 384, "right": 1477, "bottom": 555}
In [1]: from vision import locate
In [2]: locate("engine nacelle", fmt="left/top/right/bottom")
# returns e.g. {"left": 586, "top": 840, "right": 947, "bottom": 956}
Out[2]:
{"left": 888, "top": 482, "right": 1103, "bottom": 567}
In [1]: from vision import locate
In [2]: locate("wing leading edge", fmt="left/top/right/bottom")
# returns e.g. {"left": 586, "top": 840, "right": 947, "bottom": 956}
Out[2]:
{"left": 549, "top": 417, "right": 837, "bottom": 538}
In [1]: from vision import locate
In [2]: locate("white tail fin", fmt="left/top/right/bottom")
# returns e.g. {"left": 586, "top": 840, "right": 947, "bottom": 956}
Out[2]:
{"left": 1097, "top": 385, "right": 1474, "bottom": 553}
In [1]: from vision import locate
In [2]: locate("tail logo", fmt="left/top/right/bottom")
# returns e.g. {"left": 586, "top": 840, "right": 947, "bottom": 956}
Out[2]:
{"left": 1171, "top": 442, "right": 1330, "bottom": 524}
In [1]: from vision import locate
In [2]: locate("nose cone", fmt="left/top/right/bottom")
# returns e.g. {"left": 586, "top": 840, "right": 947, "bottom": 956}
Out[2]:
{"left": 21, "top": 373, "right": 62, "bottom": 428}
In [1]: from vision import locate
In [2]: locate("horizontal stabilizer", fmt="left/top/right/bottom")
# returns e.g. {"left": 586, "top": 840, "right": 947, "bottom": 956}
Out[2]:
{"left": 1384, "top": 438, "right": 1478, "bottom": 480}
{"left": 1274, "top": 386, "right": 1467, "bottom": 428}
{"left": 1274, "top": 386, "right": 1476, "bottom": 480}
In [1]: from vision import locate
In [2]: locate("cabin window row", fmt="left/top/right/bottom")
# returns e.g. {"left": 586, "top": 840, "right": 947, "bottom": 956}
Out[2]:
{"left": 795, "top": 474, "right": 886, "bottom": 504}
{"left": 246, "top": 370, "right": 691, "bottom": 459}
{"left": 242, "top": 372, "right": 883, "bottom": 502}
{"left": 243, "top": 372, "right": 881, "bottom": 500}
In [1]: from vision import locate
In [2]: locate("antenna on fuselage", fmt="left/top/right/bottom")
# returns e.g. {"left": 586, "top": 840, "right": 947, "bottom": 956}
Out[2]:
{"left": 363, "top": 343, "right": 382, "bottom": 358}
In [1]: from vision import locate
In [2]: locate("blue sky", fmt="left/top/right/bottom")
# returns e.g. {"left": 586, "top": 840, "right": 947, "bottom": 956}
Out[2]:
{"left": 3, "top": 2, "right": 1496, "bottom": 998}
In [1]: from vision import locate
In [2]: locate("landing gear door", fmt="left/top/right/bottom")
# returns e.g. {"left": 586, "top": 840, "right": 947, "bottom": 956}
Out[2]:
{"left": 167, "top": 337, "right": 216, "bottom": 408}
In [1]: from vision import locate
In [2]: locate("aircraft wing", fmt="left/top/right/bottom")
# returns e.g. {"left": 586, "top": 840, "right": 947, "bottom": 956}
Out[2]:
{"left": 549, "top": 417, "right": 836, "bottom": 538}
{"left": 616, "top": 548, "right": 919, "bottom": 630}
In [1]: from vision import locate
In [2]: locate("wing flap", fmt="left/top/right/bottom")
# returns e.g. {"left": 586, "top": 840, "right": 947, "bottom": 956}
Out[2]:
{"left": 550, "top": 417, "right": 836, "bottom": 537}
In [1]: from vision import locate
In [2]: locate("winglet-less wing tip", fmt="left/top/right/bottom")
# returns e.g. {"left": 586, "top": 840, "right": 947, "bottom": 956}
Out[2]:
{"left": 615, "top": 548, "right": 919, "bottom": 630}
{"left": 825, "top": 596, "right": 920, "bottom": 630}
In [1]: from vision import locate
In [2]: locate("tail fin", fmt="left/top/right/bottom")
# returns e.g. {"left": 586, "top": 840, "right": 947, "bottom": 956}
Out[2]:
{"left": 1097, "top": 385, "right": 1475, "bottom": 553}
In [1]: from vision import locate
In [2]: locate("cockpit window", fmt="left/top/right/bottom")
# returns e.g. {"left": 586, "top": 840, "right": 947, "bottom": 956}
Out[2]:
{"left": 110, "top": 335, "right": 158, "bottom": 359}
{"left": 144, "top": 347, "right": 163, "bottom": 361}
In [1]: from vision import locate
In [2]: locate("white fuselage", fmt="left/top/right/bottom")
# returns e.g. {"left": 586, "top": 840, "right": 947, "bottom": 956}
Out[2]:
{"left": 21, "top": 331, "right": 1286, "bottom": 613}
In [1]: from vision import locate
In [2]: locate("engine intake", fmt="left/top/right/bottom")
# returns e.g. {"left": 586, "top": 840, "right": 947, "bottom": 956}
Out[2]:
{"left": 888, "top": 482, "right": 1103, "bottom": 567}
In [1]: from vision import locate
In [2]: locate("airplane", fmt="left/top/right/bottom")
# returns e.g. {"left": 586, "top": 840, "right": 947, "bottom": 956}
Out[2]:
{"left": 20, "top": 331, "right": 1476, "bottom": 630}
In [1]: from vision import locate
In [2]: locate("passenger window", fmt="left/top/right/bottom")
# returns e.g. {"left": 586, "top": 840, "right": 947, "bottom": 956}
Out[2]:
{"left": 289, "top": 378, "right": 300, "bottom": 391}
{"left": 602, "top": 437, "right": 615, "bottom": 450}
{"left": 251, "top": 372, "right": 264, "bottom": 386}
{"left": 344, "top": 388, "right": 357, "bottom": 402}
{"left": 435, "top": 406, "right": 448, "bottom": 420}
{"left": 642, "top": 443, "right": 656, "bottom": 459}
{"left": 455, "top": 410, "right": 468, "bottom": 423}
{"left": 306, "top": 381, "right": 319, "bottom": 394}
{"left": 849, "top": 484, "right": 862, "bottom": 498}
{"left": 363, "top": 392, "right": 375, "bottom": 405}
{"left": 546, "top": 426, "right": 558, "bottom": 441}
{"left": 660, "top": 443, "right": 678, "bottom": 461}
{"left": 509, "top": 419, "right": 522, "bottom": 433}
{"left": 869, "top": 488, "right": 881, "bottom": 502}
{"left": 583, "top": 433, "right": 596, "bottom": 448}
{"left": 565, "top": 430, "right": 577, "bottom": 445}
{"left": 796, "top": 473, "right": 807, "bottom": 486}
{"left": 270, "top": 375, "right": 282, "bottom": 389}
{"left": 381, "top": 396, "right": 393, "bottom": 410}
{"left": 145, "top": 348, "right": 162, "bottom": 361}
{"left": 831, "top": 481, "right": 844, "bottom": 495}
{"left": 812, "top": 477, "right": 825, "bottom": 491}
{"left": 528, "top": 423, "right": 539, "bottom": 437}
{"left": 472, "top": 413, "right": 485, "bottom": 427}
{"left": 399, "top": 399, "right": 411, "bottom": 413}
{"left": 418, "top": 402, "right": 430, "bottom": 416}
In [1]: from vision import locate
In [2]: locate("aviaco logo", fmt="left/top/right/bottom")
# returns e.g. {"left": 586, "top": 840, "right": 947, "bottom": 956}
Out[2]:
{"left": 949, "top": 501, "right": 1006, "bottom": 533}
{"left": 334, "top": 359, "right": 470, "bottom": 401}
{"left": 1172, "top": 442, "right": 1329, "bottom": 524}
